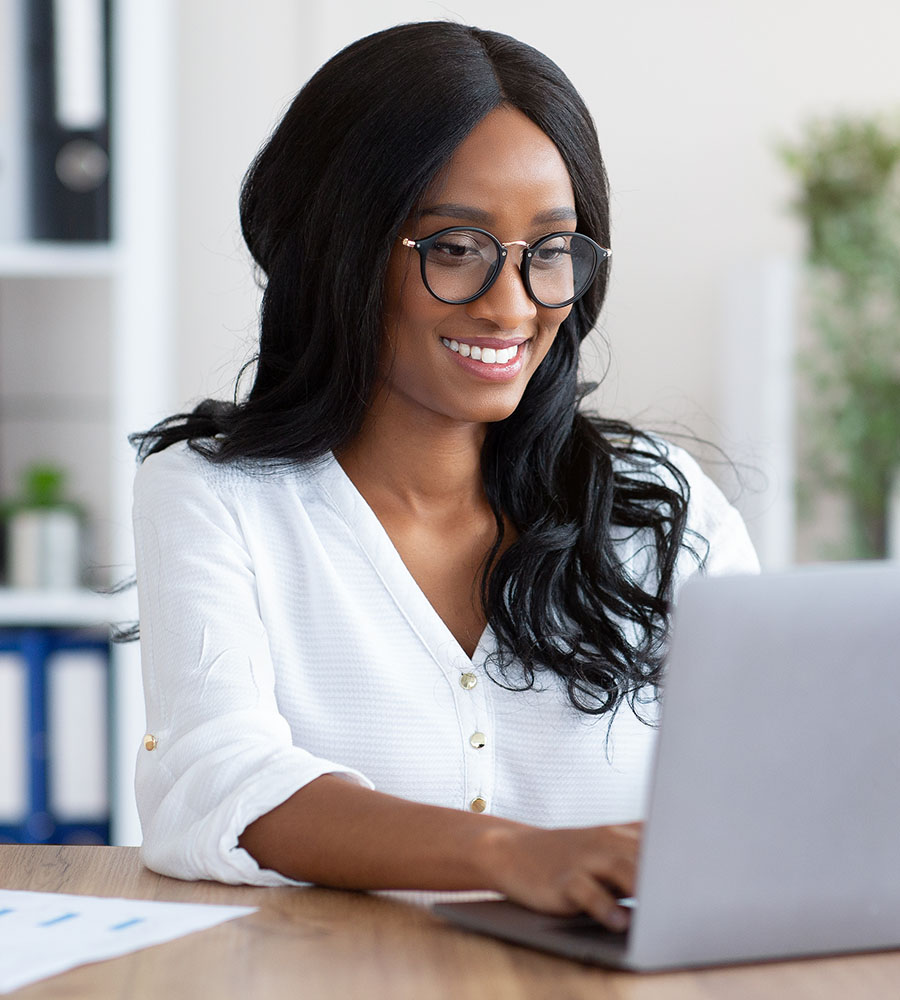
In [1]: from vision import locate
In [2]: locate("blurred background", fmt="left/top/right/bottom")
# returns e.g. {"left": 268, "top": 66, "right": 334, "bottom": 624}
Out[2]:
{"left": 0, "top": 0, "right": 898, "bottom": 844}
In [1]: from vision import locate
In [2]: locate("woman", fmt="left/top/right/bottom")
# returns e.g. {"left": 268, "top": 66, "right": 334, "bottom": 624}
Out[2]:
{"left": 131, "top": 22, "right": 757, "bottom": 932}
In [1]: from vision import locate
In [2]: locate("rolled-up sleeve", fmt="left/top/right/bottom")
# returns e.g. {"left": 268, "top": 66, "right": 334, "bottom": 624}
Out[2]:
{"left": 132, "top": 447, "right": 373, "bottom": 885}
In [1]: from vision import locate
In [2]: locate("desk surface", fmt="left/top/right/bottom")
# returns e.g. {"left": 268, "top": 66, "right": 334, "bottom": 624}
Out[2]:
{"left": 2, "top": 846, "right": 899, "bottom": 999}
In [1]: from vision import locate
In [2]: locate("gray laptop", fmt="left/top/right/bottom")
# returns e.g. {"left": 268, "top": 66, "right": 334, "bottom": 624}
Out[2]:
{"left": 434, "top": 562, "right": 900, "bottom": 970}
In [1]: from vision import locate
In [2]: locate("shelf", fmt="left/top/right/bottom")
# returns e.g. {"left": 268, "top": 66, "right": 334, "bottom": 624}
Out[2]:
{"left": 0, "top": 587, "right": 137, "bottom": 627}
{"left": 0, "top": 243, "right": 123, "bottom": 278}
{"left": 0, "top": 2, "right": 175, "bottom": 846}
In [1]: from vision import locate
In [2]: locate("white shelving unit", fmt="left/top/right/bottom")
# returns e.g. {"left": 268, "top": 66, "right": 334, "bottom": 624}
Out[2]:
{"left": 0, "top": 244, "right": 122, "bottom": 277}
{"left": 0, "top": 587, "right": 134, "bottom": 626}
{"left": 0, "top": 2, "right": 175, "bottom": 845}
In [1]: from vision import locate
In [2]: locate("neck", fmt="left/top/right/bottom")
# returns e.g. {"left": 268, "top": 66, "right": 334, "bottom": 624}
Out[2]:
{"left": 336, "top": 392, "right": 489, "bottom": 515}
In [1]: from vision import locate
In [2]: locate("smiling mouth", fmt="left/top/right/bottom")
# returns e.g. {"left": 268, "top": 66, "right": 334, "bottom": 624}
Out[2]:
{"left": 440, "top": 338, "right": 521, "bottom": 365}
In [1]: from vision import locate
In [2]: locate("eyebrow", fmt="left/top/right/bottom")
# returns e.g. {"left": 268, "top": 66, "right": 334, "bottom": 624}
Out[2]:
{"left": 419, "top": 203, "right": 578, "bottom": 226}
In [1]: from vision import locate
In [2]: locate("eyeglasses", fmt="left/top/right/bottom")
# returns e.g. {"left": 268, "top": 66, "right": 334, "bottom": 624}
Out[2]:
{"left": 399, "top": 227, "right": 611, "bottom": 309}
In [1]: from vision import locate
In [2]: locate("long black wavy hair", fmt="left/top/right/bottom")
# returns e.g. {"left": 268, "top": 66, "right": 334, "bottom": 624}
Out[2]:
{"left": 133, "top": 21, "right": 702, "bottom": 717}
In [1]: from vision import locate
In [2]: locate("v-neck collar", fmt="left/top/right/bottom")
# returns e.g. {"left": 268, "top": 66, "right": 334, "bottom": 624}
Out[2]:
{"left": 314, "top": 453, "right": 491, "bottom": 668}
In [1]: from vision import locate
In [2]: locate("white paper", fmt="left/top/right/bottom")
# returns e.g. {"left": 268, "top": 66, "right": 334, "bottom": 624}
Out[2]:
{"left": 0, "top": 889, "right": 256, "bottom": 993}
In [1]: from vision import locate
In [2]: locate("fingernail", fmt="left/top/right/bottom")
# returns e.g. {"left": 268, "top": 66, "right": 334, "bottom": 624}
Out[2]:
{"left": 607, "top": 907, "right": 630, "bottom": 932}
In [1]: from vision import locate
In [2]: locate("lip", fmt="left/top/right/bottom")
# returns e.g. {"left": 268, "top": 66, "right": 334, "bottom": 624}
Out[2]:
{"left": 440, "top": 336, "right": 528, "bottom": 381}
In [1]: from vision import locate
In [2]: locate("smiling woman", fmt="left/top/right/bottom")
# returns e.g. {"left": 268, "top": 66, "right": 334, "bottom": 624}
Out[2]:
{"left": 128, "top": 22, "right": 757, "bottom": 930}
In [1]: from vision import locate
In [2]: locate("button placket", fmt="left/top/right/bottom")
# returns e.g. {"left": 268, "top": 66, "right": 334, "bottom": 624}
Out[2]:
{"left": 456, "top": 656, "right": 495, "bottom": 814}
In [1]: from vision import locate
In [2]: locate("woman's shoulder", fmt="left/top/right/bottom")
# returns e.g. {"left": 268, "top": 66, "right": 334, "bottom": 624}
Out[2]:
{"left": 638, "top": 438, "right": 743, "bottom": 538}
{"left": 608, "top": 433, "right": 760, "bottom": 576}
{"left": 610, "top": 434, "right": 727, "bottom": 509}
{"left": 133, "top": 439, "right": 333, "bottom": 504}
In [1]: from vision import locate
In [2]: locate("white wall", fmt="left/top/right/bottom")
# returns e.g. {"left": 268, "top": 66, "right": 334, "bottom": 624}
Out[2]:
{"left": 174, "top": 0, "right": 315, "bottom": 406}
{"left": 175, "top": 0, "right": 900, "bottom": 563}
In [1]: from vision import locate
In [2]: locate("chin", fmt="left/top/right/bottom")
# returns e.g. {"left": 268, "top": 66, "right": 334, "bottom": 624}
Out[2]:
{"left": 447, "top": 391, "right": 527, "bottom": 426}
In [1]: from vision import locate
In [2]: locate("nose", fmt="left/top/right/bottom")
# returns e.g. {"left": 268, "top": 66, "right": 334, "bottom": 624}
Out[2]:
{"left": 464, "top": 247, "right": 538, "bottom": 329}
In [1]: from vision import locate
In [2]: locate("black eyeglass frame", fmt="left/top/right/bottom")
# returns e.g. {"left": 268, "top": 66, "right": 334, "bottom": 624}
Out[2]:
{"left": 399, "top": 227, "right": 611, "bottom": 309}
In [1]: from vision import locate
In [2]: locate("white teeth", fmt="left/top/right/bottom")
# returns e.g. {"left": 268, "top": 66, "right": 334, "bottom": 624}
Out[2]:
{"left": 440, "top": 339, "right": 521, "bottom": 365}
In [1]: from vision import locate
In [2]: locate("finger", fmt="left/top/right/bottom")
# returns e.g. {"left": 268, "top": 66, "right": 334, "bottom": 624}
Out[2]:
{"left": 608, "top": 821, "right": 643, "bottom": 840}
{"left": 563, "top": 872, "right": 632, "bottom": 932}
{"left": 587, "top": 842, "right": 639, "bottom": 899}
{"left": 595, "top": 856, "right": 638, "bottom": 901}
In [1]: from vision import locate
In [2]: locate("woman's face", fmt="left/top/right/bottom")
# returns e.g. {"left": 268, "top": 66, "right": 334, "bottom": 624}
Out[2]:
{"left": 379, "top": 106, "right": 577, "bottom": 429}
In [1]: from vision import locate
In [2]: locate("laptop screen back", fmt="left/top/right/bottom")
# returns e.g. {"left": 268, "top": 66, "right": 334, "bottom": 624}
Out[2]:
{"left": 630, "top": 562, "right": 900, "bottom": 969}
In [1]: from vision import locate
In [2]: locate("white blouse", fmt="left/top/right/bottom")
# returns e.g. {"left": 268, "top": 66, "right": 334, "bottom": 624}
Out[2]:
{"left": 132, "top": 440, "right": 758, "bottom": 885}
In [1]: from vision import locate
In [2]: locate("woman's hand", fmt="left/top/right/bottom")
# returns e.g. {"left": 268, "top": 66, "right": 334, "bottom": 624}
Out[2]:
{"left": 480, "top": 822, "right": 642, "bottom": 931}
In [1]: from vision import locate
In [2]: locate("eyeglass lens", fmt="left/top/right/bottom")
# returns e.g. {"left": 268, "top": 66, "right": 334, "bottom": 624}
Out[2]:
{"left": 422, "top": 229, "right": 599, "bottom": 307}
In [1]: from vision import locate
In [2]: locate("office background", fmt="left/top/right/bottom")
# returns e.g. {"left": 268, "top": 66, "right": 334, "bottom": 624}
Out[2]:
{"left": 1, "top": 0, "right": 898, "bottom": 844}
{"left": 4, "top": 0, "right": 899, "bottom": 574}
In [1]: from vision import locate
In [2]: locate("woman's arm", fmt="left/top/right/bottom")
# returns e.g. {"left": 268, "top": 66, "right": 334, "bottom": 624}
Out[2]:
{"left": 238, "top": 774, "right": 638, "bottom": 931}
{"left": 133, "top": 448, "right": 375, "bottom": 885}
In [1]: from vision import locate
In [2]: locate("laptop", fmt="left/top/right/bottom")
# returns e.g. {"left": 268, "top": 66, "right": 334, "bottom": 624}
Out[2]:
{"left": 433, "top": 561, "right": 900, "bottom": 970}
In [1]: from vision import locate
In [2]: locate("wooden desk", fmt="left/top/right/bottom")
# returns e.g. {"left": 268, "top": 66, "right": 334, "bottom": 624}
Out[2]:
{"left": 2, "top": 846, "right": 899, "bottom": 999}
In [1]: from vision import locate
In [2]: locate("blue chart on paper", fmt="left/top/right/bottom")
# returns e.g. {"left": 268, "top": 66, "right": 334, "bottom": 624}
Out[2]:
{"left": 0, "top": 890, "right": 257, "bottom": 994}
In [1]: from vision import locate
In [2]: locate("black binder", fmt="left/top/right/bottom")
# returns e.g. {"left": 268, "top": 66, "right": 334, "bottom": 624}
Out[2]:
{"left": 26, "top": 0, "right": 111, "bottom": 241}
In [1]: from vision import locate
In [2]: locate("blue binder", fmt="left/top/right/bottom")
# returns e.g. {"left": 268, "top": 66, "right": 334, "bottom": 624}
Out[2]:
{"left": 0, "top": 629, "right": 110, "bottom": 844}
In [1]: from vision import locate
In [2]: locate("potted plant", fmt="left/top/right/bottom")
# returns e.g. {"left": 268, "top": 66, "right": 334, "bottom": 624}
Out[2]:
{"left": 780, "top": 115, "right": 900, "bottom": 558}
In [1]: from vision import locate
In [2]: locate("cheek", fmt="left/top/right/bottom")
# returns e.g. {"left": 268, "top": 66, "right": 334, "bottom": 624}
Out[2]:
{"left": 382, "top": 248, "right": 414, "bottom": 324}
{"left": 532, "top": 305, "right": 571, "bottom": 360}
{"left": 383, "top": 249, "right": 442, "bottom": 330}
{"left": 380, "top": 251, "right": 450, "bottom": 381}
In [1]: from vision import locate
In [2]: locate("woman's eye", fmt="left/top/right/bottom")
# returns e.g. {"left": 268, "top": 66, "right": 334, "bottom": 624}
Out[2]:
{"left": 534, "top": 246, "right": 569, "bottom": 265}
{"left": 433, "top": 241, "right": 474, "bottom": 257}
{"left": 428, "top": 237, "right": 485, "bottom": 265}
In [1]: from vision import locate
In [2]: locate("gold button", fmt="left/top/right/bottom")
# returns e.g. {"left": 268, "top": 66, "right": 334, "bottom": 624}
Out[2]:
{"left": 459, "top": 672, "right": 477, "bottom": 690}
{"left": 469, "top": 796, "right": 487, "bottom": 813}
{"left": 143, "top": 734, "right": 158, "bottom": 751}
{"left": 469, "top": 732, "right": 486, "bottom": 749}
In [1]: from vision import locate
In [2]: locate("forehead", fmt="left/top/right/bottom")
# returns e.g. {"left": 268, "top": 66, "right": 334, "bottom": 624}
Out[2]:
{"left": 424, "top": 106, "right": 575, "bottom": 215}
